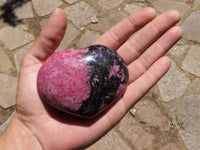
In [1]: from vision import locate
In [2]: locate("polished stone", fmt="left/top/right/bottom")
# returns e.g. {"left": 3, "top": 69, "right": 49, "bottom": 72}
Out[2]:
{"left": 37, "top": 45, "right": 129, "bottom": 117}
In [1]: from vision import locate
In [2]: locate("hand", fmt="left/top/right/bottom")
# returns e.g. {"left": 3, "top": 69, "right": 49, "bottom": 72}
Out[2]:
{"left": 0, "top": 8, "right": 182, "bottom": 150}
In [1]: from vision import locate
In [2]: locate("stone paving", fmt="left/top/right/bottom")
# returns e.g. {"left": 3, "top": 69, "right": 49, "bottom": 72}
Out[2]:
{"left": 0, "top": 0, "right": 199, "bottom": 149}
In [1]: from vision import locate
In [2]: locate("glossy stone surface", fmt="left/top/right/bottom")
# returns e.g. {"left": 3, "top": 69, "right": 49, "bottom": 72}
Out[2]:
{"left": 37, "top": 45, "right": 129, "bottom": 118}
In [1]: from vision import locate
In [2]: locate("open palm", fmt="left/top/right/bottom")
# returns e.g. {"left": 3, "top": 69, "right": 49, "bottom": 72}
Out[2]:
{"left": 11, "top": 8, "right": 181, "bottom": 150}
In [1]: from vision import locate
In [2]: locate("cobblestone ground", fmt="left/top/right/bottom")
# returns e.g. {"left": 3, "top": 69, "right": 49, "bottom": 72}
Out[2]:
{"left": 0, "top": 0, "right": 199, "bottom": 149}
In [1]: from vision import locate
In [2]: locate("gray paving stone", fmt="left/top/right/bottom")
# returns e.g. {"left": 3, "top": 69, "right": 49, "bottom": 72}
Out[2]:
{"left": 161, "top": 143, "right": 180, "bottom": 150}
{"left": 32, "top": 0, "right": 62, "bottom": 17}
{"left": 0, "top": 26, "right": 34, "bottom": 51}
{"left": 39, "top": 18, "right": 48, "bottom": 29}
{"left": 57, "top": 22, "right": 81, "bottom": 50}
{"left": 97, "top": 0, "right": 124, "bottom": 10}
{"left": 119, "top": 114, "right": 155, "bottom": 150}
{"left": 14, "top": 43, "right": 33, "bottom": 72}
{"left": 0, "top": 73, "right": 17, "bottom": 108}
{"left": 169, "top": 40, "right": 189, "bottom": 57}
{"left": 182, "top": 45, "right": 200, "bottom": 77}
{"left": 134, "top": 99, "right": 171, "bottom": 131}
{"left": 169, "top": 44, "right": 189, "bottom": 57}
{"left": 0, "top": 47, "right": 13, "bottom": 72}
{"left": 194, "top": 0, "right": 200, "bottom": 8}
{"left": 186, "top": 79, "right": 200, "bottom": 95}
{"left": 158, "top": 61, "right": 190, "bottom": 102}
{"left": 86, "top": 0, "right": 99, "bottom": 8}
{"left": 90, "top": 11, "right": 127, "bottom": 33}
{"left": 171, "top": 95, "right": 200, "bottom": 150}
{"left": 182, "top": 11, "right": 200, "bottom": 42}
{"left": 123, "top": 3, "right": 146, "bottom": 14}
{"left": 16, "top": 24, "right": 29, "bottom": 31}
{"left": 14, "top": 2, "right": 34, "bottom": 19}
{"left": 87, "top": 129, "right": 131, "bottom": 150}
{"left": 64, "top": 2, "right": 97, "bottom": 28}
{"left": 0, "top": 111, "right": 15, "bottom": 134}
{"left": 151, "top": 0, "right": 191, "bottom": 17}
{"left": 77, "top": 30, "right": 101, "bottom": 48}
{"left": 64, "top": 0, "right": 79, "bottom": 4}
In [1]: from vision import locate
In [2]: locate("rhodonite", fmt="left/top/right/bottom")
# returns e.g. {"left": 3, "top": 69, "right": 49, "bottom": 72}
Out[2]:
{"left": 37, "top": 45, "right": 129, "bottom": 118}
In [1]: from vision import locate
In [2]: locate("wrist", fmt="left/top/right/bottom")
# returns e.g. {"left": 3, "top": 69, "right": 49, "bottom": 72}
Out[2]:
{"left": 0, "top": 113, "right": 43, "bottom": 150}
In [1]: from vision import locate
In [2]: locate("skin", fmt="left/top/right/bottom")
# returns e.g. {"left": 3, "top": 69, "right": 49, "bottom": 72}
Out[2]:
{"left": 0, "top": 8, "right": 182, "bottom": 150}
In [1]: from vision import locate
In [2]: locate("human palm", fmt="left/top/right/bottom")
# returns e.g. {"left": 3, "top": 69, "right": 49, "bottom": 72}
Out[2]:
{"left": 13, "top": 8, "right": 181, "bottom": 150}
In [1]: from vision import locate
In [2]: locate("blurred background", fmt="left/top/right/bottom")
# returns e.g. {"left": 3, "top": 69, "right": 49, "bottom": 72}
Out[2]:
{"left": 0, "top": 0, "right": 199, "bottom": 150}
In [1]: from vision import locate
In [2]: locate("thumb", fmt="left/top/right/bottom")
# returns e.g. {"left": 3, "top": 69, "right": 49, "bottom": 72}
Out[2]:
{"left": 28, "top": 8, "right": 67, "bottom": 62}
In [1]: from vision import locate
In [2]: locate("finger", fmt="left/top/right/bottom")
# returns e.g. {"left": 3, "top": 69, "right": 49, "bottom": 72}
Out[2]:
{"left": 93, "top": 7, "right": 157, "bottom": 50}
{"left": 128, "top": 26, "right": 182, "bottom": 83}
{"left": 117, "top": 10, "right": 180, "bottom": 64}
{"left": 28, "top": 8, "right": 67, "bottom": 61}
{"left": 122, "top": 56, "right": 171, "bottom": 111}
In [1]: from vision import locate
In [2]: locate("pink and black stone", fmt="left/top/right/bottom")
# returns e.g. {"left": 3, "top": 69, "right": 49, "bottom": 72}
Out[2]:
{"left": 37, "top": 45, "right": 129, "bottom": 118}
